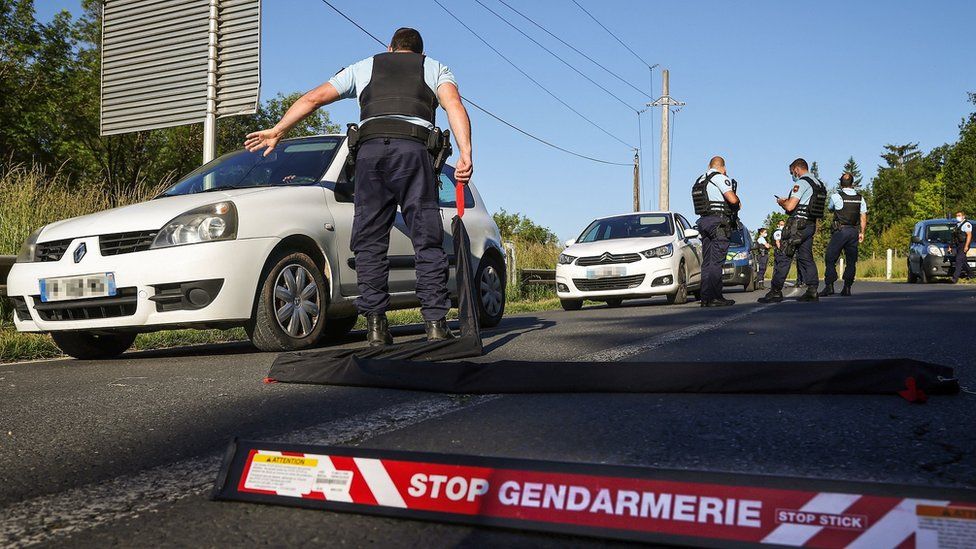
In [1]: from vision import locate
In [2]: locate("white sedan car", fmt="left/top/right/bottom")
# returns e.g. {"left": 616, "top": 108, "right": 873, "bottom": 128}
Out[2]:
{"left": 555, "top": 211, "right": 703, "bottom": 310}
{"left": 7, "top": 135, "right": 506, "bottom": 359}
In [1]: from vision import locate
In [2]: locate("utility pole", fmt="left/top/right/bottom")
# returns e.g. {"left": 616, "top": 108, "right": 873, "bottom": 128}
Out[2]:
{"left": 203, "top": 0, "right": 219, "bottom": 163}
{"left": 633, "top": 151, "right": 640, "bottom": 212}
{"left": 648, "top": 70, "right": 685, "bottom": 211}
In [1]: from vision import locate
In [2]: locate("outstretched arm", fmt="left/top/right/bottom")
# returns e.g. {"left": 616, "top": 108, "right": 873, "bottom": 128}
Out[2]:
{"left": 244, "top": 82, "right": 341, "bottom": 156}
{"left": 437, "top": 83, "right": 473, "bottom": 184}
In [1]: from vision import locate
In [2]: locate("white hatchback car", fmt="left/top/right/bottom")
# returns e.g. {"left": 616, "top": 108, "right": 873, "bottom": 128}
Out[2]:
{"left": 7, "top": 135, "right": 506, "bottom": 359}
{"left": 555, "top": 211, "right": 703, "bottom": 310}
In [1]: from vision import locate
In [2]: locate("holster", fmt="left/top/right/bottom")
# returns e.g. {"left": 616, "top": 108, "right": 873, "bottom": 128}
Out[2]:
{"left": 345, "top": 120, "right": 452, "bottom": 179}
{"left": 782, "top": 218, "right": 807, "bottom": 258}
{"left": 345, "top": 123, "right": 361, "bottom": 175}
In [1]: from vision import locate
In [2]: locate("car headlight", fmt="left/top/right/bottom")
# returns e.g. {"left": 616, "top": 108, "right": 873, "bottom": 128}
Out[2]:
{"left": 557, "top": 253, "right": 577, "bottom": 265}
{"left": 641, "top": 243, "right": 673, "bottom": 259}
{"left": 16, "top": 227, "right": 43, "bottom": 263}
{"left": 151, "top": 202, "right": 238, "bottom": 249}
{"left": 927, "top": 244, "right": 943, "bottom": 257}
{"left": 731, "top": 251, "right": 749, "bottom": 261}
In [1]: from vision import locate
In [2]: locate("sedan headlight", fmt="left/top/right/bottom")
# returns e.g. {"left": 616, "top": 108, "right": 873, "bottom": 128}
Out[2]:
{"left": 557, "top": 253, "right": 577, "bottom": 265}
{"left": 927, "top": 244, "right": 943, "bottom": 257}
{"left": 641, "top": 243, "right": 673, "bottom": 259}
{"left": 16, "top": 227, "right": 43, "bottom": 263}
{"left": 151, "top": 202, "right": 238, "bottom": 249}
{"left": 730, "top": 251, "right": 749, "bottom": 261}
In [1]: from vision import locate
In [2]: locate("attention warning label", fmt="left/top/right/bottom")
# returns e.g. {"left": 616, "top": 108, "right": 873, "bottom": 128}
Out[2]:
{"left": 214, "top": 442, "right": 976, "bottom": 548}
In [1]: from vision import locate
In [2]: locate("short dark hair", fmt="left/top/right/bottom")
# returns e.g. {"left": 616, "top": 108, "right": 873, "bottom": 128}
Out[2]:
{"left": 956, "top": 210, "right": 966, "bottom": 216}
{"left": 759, "top": 227, "right": 768, "bottom": 234}
{"left": 790, "top": 158, "right": 808, "bottom": 171}
{"left": 390, "top": 27, "right": 423, "bottom": 53}
{"left": 840, "top": 172, "right": 854, "bottom": 187}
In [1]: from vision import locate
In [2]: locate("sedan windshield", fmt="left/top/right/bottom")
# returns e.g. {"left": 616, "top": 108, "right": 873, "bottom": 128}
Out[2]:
{"left": 160, "top": 137, "right": 341, "bottom": 197}
{"left": 578, "top": 214, "right": 674, "bottom": 243}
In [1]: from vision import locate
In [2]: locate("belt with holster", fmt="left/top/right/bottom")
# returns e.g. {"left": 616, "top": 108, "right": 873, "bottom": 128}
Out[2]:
{"left": 345, "top": 118, "right": 453, "bottom": 178}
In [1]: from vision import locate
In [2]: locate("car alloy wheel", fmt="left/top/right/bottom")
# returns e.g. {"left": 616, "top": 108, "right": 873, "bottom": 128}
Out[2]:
{"left": 480, "top": 264, "right": 503, "bottom": 318}
{"left": 273, "top": 264, "right": 320, "bottom": 338}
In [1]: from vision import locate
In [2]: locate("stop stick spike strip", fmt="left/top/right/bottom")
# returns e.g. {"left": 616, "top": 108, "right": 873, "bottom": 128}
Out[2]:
{"left": 213, "top": 440, "right": 976, "bottom": 548}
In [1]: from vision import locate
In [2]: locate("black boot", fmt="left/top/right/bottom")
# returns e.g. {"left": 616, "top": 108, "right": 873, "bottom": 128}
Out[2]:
{"left": 840, "top": 283, "right": 852, "bottom": 296}
{"left": 817, "top": 283, "right": 835, "bottom": 297}
{"left": 758, "top": 289, "right": 783, "bottom": 303}
{"left": 366, "top": 313, "right": 393, "bottom": 347}
{"left": 797, "top": 286, "right": 819, "bottom": 302}
{"left": 425, "top": 318, "right": 455, "bottom": 341}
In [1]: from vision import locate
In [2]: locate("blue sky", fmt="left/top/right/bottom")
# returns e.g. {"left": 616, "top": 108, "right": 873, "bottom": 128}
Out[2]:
{"left": 37, "top": 0, "right": 976, "bottom": 240}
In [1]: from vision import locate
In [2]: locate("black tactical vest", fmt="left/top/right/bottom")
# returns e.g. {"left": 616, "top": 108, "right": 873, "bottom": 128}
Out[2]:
{"left": 692, "top": 172, "right": 732, "bottom": 217}
{"left": 953, "top": 221, "right": 969, "bottom": 244}
{"left": 359, "top": 52, "right": 437, "bottom": 124}
{"left": 834, "top": 190, "right": 862, "bottom": 226}
{"left": 794, "top": 175, "right": 827, "bottom": 220}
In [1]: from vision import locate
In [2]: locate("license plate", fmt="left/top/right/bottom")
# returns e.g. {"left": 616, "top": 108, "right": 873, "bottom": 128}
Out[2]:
{"left": 40, "top": 273, "right": 117, "bottom": 303}
{"left": 587, "top": 266, "right": 626, "bottom": 279}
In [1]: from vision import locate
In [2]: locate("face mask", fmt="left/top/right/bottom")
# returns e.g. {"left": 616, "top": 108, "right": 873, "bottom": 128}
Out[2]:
{"left": 790, "top": 173, "right": 798, "bottom": 182}
{"left": 957, "top": 217, "right": 964, "bottom": 223}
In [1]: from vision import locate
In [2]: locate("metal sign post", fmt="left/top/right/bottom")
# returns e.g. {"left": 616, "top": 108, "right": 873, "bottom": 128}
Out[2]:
{"left": 204, "top": 0, "right": 219, "bottom": 163}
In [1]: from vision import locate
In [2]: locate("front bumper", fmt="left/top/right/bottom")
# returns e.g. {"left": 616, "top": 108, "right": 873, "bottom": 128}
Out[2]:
{"left": 7, "top": 237, "right": 278, "bottom": 332}
{"left": 722, "top": 260, "right": 754, "bottom": 286}
{"left": 555, "top": 257, "right": 678, "bottom": 299}
{"left": 922, "top": 254, "right": 954, "bottom": 277}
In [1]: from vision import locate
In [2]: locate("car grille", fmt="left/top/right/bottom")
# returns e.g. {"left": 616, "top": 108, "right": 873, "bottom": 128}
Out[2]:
{"left": 572, "top": 274, "right": 645, "bottom": 292}
{"left": 576, "top": 253, "right": 642, "bottom": 266}
{"left": 99, "top": 230, "right": 158, "bottom": 256}
{"left": 35, "top": 239, "right": 73, "bottom": 262}
{"left": 31, "top": 287, "right": 138, "bottom": 321}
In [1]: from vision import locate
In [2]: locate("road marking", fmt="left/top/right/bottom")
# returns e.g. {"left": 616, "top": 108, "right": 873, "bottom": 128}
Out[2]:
{"left": 0, "top": 394, "right": 499, "bottom": 548}
{"left": 578, "top": 303, "right": 776, "bottom": 362}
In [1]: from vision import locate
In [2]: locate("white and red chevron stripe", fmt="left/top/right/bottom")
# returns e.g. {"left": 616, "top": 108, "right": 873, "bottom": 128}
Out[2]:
{"left": 227, "top": 448, "right": 976, "bottom": 548}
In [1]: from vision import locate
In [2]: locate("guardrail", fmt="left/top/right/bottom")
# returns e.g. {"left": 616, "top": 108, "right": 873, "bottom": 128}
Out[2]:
{"left": 520, "top": 268, "right": 556, "bottom": 287}
{"left": 0, "top": 255, "right": 14, "bottom": 296}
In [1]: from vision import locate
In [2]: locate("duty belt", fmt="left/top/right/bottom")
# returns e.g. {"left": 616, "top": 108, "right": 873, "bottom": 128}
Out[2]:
{"left": 357, "top": 118, "right": 432, "bottom": 145}
{"left": 345, "top": 118, "right": 453, "bottom": 178}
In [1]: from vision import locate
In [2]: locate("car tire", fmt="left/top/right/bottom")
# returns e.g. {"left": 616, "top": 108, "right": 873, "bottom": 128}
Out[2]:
{"left": 51, "top": 331, "right": 136, "bottom": 360}
{"left": 475, "top": 254, "right": 506, "bottom": 328}
{"left": 560, "top": 299, "right": 583, "bottom": 311}
{"left": 605, "top": 298, "right": 624, "bottom": 308}
{"left": 919, "top": 264, "right": 929, "bottom": 284}
{"left": 907, "top": 260, "right": 918, "bottom": 283}
{"left": 320, "top": 315, "right": 358, "bottom": 343}
{"left": 248, "top": 251, "right": 327, "bottom": 352}
{"left": 667, "top": 263, "right": 689, "bottom": 305}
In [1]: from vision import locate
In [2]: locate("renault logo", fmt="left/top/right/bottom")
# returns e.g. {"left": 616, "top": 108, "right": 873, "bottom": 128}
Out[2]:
{"left": 73, "top": 243, "right": 87, "bottom": 263}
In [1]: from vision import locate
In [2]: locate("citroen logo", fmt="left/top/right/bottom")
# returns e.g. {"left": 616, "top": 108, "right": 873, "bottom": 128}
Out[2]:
{"left": 73, "top": 243, "right": 87, "bottom": 263}
{"left": 601, "top": 252, "right": 613, "bottom": 262}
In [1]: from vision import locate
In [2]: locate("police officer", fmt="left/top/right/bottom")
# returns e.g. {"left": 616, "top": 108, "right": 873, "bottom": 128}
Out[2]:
{"left": 818, "top": 172, "right": 867, "bottom": 297}
{"left": 949, "top": 210, "right": 973, "bottom": 283}
{"left": 245, "top": 28, "right": 473, "bottom": 346}
{"left": 755, "top": 227, "right": 771, "bottom": 289}
{"left": 759, "top": 158, "right": 827, "bottom": 303}
{"left": 691, "top": 156, "right": 740, "bottom": 307}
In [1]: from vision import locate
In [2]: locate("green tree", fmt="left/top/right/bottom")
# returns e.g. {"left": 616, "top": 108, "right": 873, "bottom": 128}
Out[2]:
{"left": 842, "top": 156, "right": 862, "bottom": 186}
{"left": 942, "top": 92, "right": 976, "bottom": 215}
{"left": 909, "top": 173, "right": 947, "bottom": 220}
{"left": 492, "top": 209, "right": 558, "bottom": 245}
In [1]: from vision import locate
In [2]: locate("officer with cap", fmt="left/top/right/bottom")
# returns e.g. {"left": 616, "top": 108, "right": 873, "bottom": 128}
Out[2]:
{"left": 818, "top": 172, "right": 867, "bottom": 296}
{"left": 755, "top": 227, "right": 771, "bottom": 289}
{"left": 949, "top": 210, "right": 973, "bottom": 283}
{"left": 691, "top": 156, "right": 741, "bottom": 307}
{"left": 245, "top": 27, "right": 473, "bottom": 346}
{"left": 759, "top": 158, "right": 828, "bottom": 303}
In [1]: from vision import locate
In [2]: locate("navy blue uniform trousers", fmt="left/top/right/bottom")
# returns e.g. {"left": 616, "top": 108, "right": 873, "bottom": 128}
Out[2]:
{"left": 756, "top": 251, "right": 769, "bottom": 281}
{"left": 351, "top": 138, "right": 450, "bottom": 321}
{"left": 952, "top": 243, "right": 973, "bottom": 281}
{"left": 697, "top": 215, "right": 731, "bottom": 302}
{"left": 824, "top": 225, "right": 859, "bottom": 285}
{"left": 771, "top": 218, "right": 818, "bottom": 291}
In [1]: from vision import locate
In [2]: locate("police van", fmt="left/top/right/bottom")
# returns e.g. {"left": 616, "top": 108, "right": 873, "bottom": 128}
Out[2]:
{"left": 908, "top": 218, "right": 976, "bottom": 283}
{"left": 722, "top": 223, "right": 759, "bottom": 292}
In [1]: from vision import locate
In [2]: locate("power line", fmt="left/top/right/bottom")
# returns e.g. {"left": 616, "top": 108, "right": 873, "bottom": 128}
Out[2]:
{"left": 433, "top": 0, "right": 635, "bottom": 149}
{"left": 476, "top": 0, "right": 642, "bottom": 110}
{"left": 317, "top": 0, "right": 630, "bottom": 167}
{"left": 571, "top": 0, "right": 652, "bottom": 69}
{"left": 496, "top": 0, "right": 651, "bottom": 99}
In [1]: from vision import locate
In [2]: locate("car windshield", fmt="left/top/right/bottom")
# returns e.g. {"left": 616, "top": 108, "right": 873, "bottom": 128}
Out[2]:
{"left": 926, "top": 224, "right": 954, "bottom": 244}
{"left": 159, "top": 137, "right": 341, "bottom": 197}
{"left": 578, "top": 214, "right": 674, "bottom": 243}
{"left": 730, "top": 228, "right": 748, "bottom": 247}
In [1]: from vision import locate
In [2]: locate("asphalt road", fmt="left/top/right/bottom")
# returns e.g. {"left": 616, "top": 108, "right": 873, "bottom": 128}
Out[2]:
{"left": 1, "top": 281, "right": 974, "bottom": 547}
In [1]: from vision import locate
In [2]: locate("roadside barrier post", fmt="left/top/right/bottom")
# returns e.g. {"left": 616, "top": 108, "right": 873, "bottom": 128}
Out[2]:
{"left": 886, "top": 249, "right": 893, "bottom": 279}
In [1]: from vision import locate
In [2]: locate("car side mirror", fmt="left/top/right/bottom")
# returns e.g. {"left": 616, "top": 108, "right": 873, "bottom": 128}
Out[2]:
{"left": 911, "top": 236, "right": 923, "bottom": 244}
{"left": 683, "top": 228, "right": 700, "bottom": 239}
{"left": 564, "top": 239, "right": 576, "bottom": 247}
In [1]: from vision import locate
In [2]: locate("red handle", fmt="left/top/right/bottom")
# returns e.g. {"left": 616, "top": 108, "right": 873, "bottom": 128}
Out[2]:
{"left": 456, "top": 183, "right": 465, "bottom": 218}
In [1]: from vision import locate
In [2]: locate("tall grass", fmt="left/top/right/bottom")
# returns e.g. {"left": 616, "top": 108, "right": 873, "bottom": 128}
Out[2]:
{"left": 0, "top": 163, "right": 165, "bottom": 255}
